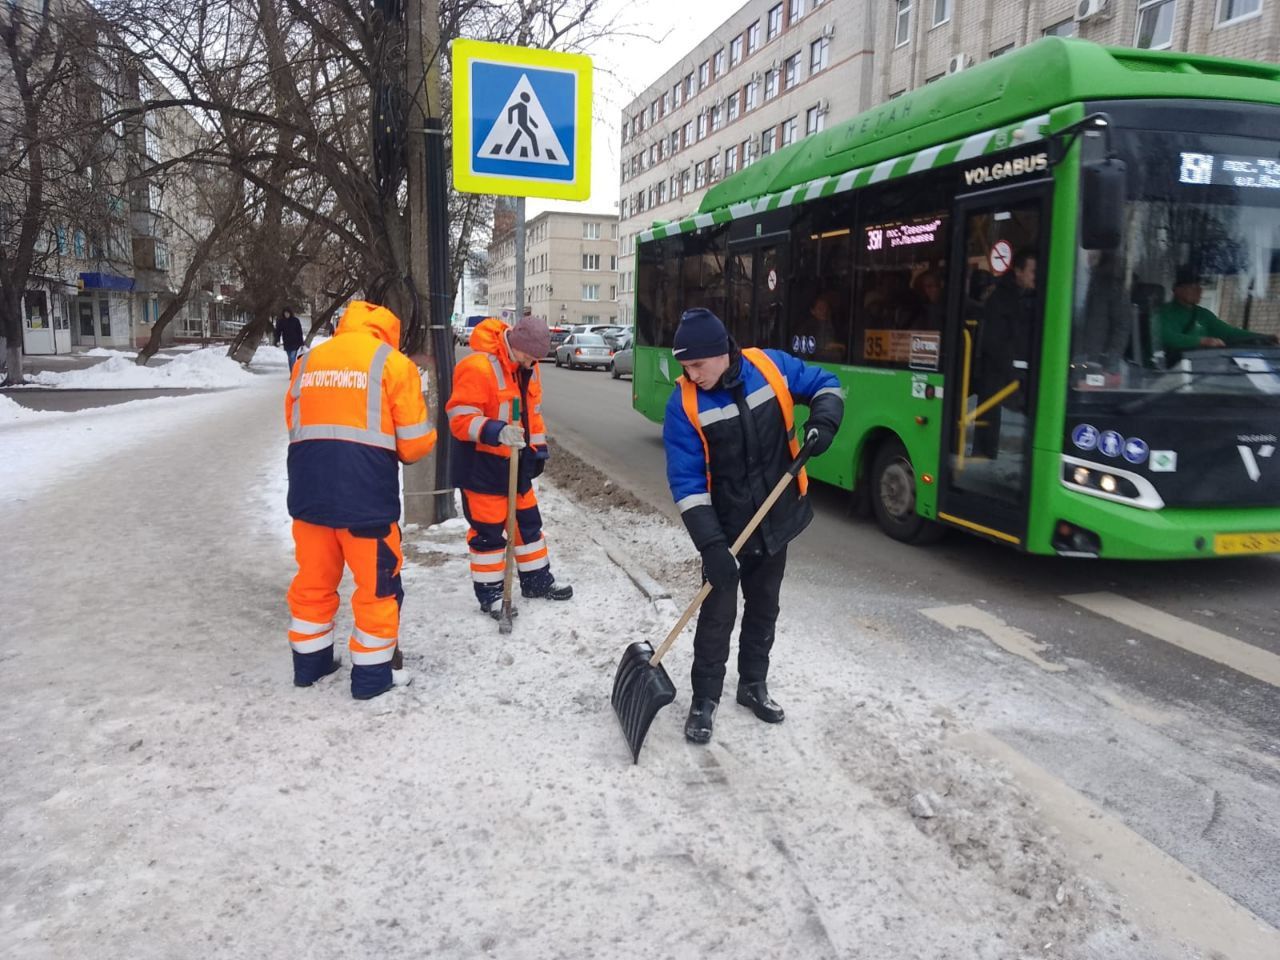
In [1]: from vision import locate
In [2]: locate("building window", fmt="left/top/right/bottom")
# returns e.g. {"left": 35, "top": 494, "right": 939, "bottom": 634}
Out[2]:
{"left": 730, "top": 35, "right": 744, "bottom": 66}
{"left": 1043, "top": 18, "right": 1076, "bottom": 38}
{"left": 1218, "top": 0, "right": 1261, "bottom": 24}
{"left": 745, "top": 79, "right": 760, "bottom": 110}
{"left": 672, "top": 81, "right": 682, "bottom": 108}
{"left": 932, "top": 0, "right": 951, "bottom": 27}
{"left": 895, "top": 0, "right": 913, "bottom": 47}
{"left": 789, "top": 0, "right": 805, "bottom": 23}
{"left": 582, "top": 284, "right": 600, "bottom": 301}
{"left": 714, "top": 49, "right": 726, "bottom": 77}
{"left": 583, "top": 222, "right": 601, "bottom": 240}
{"left": 685, "top": 72, "right": 695, "bottom": 98}
{"left": 924, "top": 73, "right": 944, "bottom": 84}
{"left": 727, "top": 91, "right": 740, "bottom": 121}
{"left": 726, "top": 144, "right": 739, "bottom": 174}
{"left": 649, "top": 100, "right": 658, "bottom": 124}
{"left": 767, "top": 4, "right": 783, "bottom": 39}
{"left": 610, "top": 255, "right": 618, "bottom": 270}
{"left": 98, "top": 297, "right": 111, "bottom": 337}
{"left": 696, "top": 113, "right": 708, "bottom": 140}
{"left": 1135, "top": 0, "right": 1176, "bottom": 50}
{"left": 611, "top": 223, "right": 619, "bottom": 240}
{"left": 671, "top": 131, "right": 681, "bottom": 154}
{"left": 810, "top": 37, "right": 830, "bottom": 74}
{"left": 747, "top": 20, "right": 761, "bottom": 53}
{"left": 683, "top": 121, "right": 694, "bottom": 147}
{"left": 761, "top": 126, "right": 777, "bottom": 156}
{"left": 695, "top": 161, "right": 707, "bottom": 189}
{"left": 155, "top": 240, "right": 169, "bottom": 270}
{"left": 783, "top": 53, "right": 800, "bottom": 89}
{"left": 805, "top": 105, "right": 825, "bottom": 135}
{"left": 765, "top": 69, "right": 779, "bottom": 99}
{"left": 741, "top": 138, "right": 755, "bottom": 168}
{"left": 662, "top": 91, "right": 670, "bottom": 115}
{"left": 583, "top": 253, "right": 600, "bottom": 270}
{"left": 681, "top": 169, "right": 691, "bottom": 194}
{"left": 711, "top": 104, "right": 723, "bottom": 131}
{"left": 781, "top": 115, "right": 798, "bottom": 146}
{"left": 699, "top": 60, "right": 710, "bottom": 88}
{"left": 989, "top": 43, "right": 1014, "bottom": 58}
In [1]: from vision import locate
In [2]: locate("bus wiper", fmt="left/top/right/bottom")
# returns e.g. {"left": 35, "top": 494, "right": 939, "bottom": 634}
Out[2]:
{"left": 1117, "top": 367, "right": 1278, "bottom": 414}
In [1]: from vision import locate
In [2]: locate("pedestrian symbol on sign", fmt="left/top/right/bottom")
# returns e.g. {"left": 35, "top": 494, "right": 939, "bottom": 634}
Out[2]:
{"left": 477, "top": 75, "right": 569, "bottom": 166}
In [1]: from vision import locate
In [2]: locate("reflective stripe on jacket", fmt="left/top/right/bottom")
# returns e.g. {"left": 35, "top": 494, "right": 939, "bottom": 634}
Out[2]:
{"left": 285, "top": 300, "right": 437, "bottom": 528}
{"left": 664, "top": 347, "right": 844, "bottom": 556}
{"left": 447, "top": 318, "right": 549, "bottom": 495}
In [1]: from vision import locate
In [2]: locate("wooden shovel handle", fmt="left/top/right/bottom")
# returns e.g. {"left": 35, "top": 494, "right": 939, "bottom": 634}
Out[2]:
{"left": 649, "top": 438, "right": 815, "bottom": 667}
{"left": 500, "top": 397, "right": 523, "bottom": 612}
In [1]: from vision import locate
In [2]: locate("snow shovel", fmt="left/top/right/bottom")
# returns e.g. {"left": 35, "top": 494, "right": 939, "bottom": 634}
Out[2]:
{"left": 497, "top": 398, "right": 522, "bottom": 634}
{"left": 611, "top": 437, "right": 815, "bottom": 763}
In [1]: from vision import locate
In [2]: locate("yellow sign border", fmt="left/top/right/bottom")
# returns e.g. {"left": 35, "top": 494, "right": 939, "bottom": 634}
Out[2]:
{"left": 451, "top": 39, "right": 592, "bottom": 201}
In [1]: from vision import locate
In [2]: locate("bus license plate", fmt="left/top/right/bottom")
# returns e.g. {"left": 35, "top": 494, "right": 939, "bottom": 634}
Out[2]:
{"left": 1213, "top": 532, "right": 1280, "bottom": 555}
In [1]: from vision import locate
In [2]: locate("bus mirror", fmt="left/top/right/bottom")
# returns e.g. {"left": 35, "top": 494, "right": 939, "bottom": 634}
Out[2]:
{"left": 1080, "top": 159, "right": 1126, "bottom": 250}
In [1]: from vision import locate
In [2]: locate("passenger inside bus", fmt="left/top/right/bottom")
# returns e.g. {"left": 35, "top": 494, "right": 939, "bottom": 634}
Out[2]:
{"left": 974, "top": 250, "right": 1037, "bottom": 458}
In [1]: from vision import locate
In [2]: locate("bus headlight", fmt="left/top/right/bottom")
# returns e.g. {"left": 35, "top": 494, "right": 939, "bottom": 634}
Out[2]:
{"left": 1061, "top": 456, "right": 1164, "bottom": 510}
{"left": 1073, "top": 467, "right": 1090, "bottom": 485}
{"left": 1099, "top": 474, "right": 1118, "bottom": 494}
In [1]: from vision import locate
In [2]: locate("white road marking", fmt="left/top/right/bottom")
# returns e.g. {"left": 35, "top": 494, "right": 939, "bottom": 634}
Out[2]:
{"left": 1064, "top": 592, "right": 1280, "bottom": 689}
{"left": 922, "top": 604, "right": 1068, "bottom": 672}
{"left": 956, "top": 731, "right": 1280, "bottom": 960}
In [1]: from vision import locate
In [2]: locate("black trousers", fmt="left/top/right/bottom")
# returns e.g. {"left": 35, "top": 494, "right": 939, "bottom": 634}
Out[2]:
{"left": 691, "top": 546, "right": 788, "bottom": 700}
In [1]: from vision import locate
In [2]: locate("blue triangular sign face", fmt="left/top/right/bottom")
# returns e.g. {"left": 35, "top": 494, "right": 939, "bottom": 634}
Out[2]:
{"left": 476, "top": 74, "right": 569, "bottom": 166}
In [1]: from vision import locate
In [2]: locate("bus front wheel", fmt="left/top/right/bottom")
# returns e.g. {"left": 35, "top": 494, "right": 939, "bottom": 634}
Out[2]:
{"left": 870, "top": 439, "right": 943, "bottom": 545}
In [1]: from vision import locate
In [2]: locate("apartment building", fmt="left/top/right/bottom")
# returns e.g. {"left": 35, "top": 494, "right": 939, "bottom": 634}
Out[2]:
{"left": 874, "top": 0, "right": 1278, "bottom": 99}
{"left": 616, "top": 0, "right": 878, "bottom": 328}
{"left": 487, "top": 206, "right": 621, "bottom": 328}
{"left": 617, "top": 0, "right": 1279, "bottom": 324}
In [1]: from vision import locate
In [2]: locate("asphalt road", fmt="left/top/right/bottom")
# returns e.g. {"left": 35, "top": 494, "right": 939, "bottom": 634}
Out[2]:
{"left": 1, "top": 388, "right": 213, "bottom": 412}
{"left": 537, "top": 360, "right": 1280, "bottom": 937}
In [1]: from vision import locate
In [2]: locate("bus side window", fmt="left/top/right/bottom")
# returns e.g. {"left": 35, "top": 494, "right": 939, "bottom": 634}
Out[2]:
{"left": 790, "top": 200, "right": 855, "bottom": 362}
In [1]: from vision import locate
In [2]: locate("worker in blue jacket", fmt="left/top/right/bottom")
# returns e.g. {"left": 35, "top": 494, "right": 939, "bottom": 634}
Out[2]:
{"left": 663, "top": 308, "right": 844, "bottom": 744}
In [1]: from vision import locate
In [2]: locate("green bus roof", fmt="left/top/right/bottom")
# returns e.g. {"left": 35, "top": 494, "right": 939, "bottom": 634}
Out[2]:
{"left": 698, "top": 37, "right": 1280, "bottom": 216}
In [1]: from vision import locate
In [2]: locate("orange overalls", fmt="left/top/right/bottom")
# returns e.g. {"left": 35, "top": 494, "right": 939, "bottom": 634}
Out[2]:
{"left": 284, "top": 301, "right": 436, "bottom": 698}
{"left": 446, "top": 319, "right": 554, "bottom": 607}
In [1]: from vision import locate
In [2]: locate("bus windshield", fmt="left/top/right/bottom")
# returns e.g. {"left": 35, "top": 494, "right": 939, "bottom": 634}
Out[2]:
{"left": 1070, "top": 127, "right": 1280, "bottom": 406}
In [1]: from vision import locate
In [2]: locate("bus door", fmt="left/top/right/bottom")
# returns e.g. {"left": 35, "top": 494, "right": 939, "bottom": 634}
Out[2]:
{"left": 727, "top": 235, "right": 788, "bottom": 348}
{"left": 937, "top": 188, "right": 1048, "bottom": 547}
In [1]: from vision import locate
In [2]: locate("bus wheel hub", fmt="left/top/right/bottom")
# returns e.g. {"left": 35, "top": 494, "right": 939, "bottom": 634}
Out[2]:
{"left": 880, "top": 459, "right": 916, "bottom": 519}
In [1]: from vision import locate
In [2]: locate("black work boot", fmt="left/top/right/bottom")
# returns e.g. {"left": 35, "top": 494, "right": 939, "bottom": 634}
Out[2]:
{"left": 522, "top": 582, "right": 573, "bottom": 601}
{"left": 684, "top": 697, "right": 718, "bottom": 744}
{"left": 736, "top": 680, "right": 785, "bottom": 723}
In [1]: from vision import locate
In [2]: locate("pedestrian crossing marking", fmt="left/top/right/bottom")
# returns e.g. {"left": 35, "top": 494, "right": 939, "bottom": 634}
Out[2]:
{"left": 922, "top": 604, "right": 1068, "bottom": 672}
{"left": 476, "top": 74, "right": 569, "bottom": 166}
{"left": 1065, "top": 592, "right": 1280, "bottom": 689}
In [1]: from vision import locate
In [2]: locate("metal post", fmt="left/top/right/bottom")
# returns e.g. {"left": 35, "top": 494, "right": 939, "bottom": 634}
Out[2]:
{"left": 424, "top": 115, "right": 454, "bottom": 519}
{"left": 514, "top": 196, "right": 527, "bottom": 322}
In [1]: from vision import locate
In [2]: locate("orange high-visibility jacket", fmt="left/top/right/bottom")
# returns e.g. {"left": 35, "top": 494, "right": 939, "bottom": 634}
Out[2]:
{"left": 285, "top": 300, "right": 437, "bottom": 528}
{"left": 446, "top": 318, "right": 547, "bottom": 495}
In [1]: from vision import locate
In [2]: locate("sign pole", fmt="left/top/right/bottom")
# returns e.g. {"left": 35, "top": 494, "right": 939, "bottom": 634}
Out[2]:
{"left": 514, "top": 196, "right": 526, "bottom": 322}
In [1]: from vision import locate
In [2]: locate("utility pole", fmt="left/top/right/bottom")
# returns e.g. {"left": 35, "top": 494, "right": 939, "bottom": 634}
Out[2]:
{"left": 401, "top": 0, "right": 455, "bottom": 524}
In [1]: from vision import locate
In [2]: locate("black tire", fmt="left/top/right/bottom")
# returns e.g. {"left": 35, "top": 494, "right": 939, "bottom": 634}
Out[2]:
{"left": 554, "top": 354, "right": 563, "bottom": 368}
{"left": 869, "top": 438, "right": 944, "bottom": 545}
{"left": 611, "top": 363, "right": 620, "bottom": 380}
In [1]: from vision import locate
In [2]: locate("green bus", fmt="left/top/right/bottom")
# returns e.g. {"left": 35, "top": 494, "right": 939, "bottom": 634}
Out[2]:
{"left": 631, "top": 38, "right": 1280, "bottom": 560}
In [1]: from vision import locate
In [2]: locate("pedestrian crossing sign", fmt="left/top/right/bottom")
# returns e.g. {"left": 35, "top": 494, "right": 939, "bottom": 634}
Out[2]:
{"left": 452, "top": 39, "right": 592, "bottom": 201}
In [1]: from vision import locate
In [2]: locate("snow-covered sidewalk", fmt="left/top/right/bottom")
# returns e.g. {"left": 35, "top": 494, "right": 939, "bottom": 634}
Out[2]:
{"left": 0, "top": 377, "right": 1156, "bottom": 959}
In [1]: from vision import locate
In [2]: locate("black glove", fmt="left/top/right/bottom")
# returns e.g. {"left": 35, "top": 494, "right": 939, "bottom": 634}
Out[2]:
{"left": 805, "top": 423, "right": 836, "bottom": 456}
{"left": 520, "top": 446, "right": 546, "bottom": 479}
{"left": 700, "top": 543, "right": 739, "bottom": 593}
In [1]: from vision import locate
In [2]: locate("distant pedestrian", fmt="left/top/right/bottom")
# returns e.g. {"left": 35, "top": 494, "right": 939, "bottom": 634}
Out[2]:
{"left": 284, "top": 301, "right": 437, "bottom": 700}
{"left": 446, "top": 314, "right": 573, "bottom": 613}
{"left": 663, "top": 308, "right": 844, "bottom": 744}
{"left": 274, "top": 307, "right": 305, "bottom": 370}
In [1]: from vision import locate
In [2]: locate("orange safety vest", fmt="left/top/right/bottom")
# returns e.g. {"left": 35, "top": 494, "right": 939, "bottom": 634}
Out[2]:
{"left": 677, "top": 346, "right": 808, "bottom": 496}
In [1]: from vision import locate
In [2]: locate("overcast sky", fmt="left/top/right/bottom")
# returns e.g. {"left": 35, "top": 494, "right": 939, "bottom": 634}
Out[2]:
{"left": 526, "top": 0, "right": 741, "bottom": 219}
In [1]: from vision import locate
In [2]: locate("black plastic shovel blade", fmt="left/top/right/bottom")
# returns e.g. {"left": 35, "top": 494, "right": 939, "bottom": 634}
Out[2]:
{"left": 611, "top": 640, "right": 677, "bottom": 764}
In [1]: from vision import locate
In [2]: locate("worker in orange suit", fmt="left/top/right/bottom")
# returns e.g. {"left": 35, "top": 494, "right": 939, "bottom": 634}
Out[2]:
{"left": 446, "top": 313, "right": 572, "bottom": 613}
{"left": 284, "top": 300, "right": 437, "bottom": 699}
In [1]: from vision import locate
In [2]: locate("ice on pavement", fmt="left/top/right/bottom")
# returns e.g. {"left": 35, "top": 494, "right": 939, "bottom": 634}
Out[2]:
{"left": 0, "top": 375, "right": 1156, "bottom": 959}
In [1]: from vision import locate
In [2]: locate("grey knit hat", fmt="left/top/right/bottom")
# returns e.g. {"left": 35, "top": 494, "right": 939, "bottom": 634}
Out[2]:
{"left": 506, "top": 313, "right": 551, "bottom": 359}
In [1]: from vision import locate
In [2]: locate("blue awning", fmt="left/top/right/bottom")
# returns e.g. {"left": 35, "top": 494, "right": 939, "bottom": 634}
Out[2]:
{"left": 80, "top": 272, "right": 134, "bottom": 291}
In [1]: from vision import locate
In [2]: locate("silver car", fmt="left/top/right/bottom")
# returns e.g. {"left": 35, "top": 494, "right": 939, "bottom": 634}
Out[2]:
{"left": 555, "top": 333, "right": 613, "bottom": 370}
{"left": 610, "top": 335, "right": 634, "bottom": 379}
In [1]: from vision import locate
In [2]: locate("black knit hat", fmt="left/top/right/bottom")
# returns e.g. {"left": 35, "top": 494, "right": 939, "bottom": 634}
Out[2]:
{"left": 672, "top": 308, "right": 729, "bottom": 361}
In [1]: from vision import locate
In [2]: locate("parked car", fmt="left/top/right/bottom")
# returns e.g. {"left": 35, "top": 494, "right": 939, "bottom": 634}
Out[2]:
{"left": 555, "top": 333, "right": 613, "bottom": 370}
{"left": 610, "top": 334, "right": 634, "bottom": 379}
{"left": 601, "top": 326, "right": 632, "bottom": 350}
{"left": 548, "top": 323, "right": 572, "bottom": 357}
{"left": 454, "top": 315, "right": 487, "bottom": 345}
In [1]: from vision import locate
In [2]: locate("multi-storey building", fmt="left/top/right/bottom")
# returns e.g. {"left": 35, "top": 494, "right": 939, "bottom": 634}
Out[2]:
{"left": 617, "top": 0, "right": 1280, "bottom": 325}
{"left": 617, "top": 0, "right": 877, "bottom": 328}
{"left": 487, "top": 205, "right": 621, "bottom": 328}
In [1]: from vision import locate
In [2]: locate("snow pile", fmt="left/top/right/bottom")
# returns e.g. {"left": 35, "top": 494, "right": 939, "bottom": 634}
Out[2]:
{"left": 84, "top": 347, "right": 135, "bottom": 358}
{"left": 28, "top": 346, "right": 257, "bottom": 389}
{"left": 0, "top": 394, "right": 54, "bottom": 423}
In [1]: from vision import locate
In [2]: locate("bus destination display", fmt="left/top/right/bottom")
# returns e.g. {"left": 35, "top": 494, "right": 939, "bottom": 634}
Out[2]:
{"left": 1179, "top": 152, "right": 1280, "bottom": 190}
